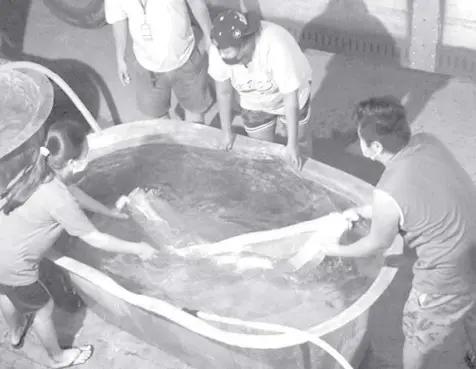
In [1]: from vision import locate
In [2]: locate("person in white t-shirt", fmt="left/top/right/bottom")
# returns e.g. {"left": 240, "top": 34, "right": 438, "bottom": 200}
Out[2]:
{"left": 105, "top": 0, "right": 213, "bottom": 123}
{"left": 208, "top": 10, "right": 313, "bottom": 170}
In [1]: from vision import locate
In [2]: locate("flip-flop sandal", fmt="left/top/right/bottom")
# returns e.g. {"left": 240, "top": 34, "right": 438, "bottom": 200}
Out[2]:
{"left": 11, "top": 313, "right": 34, "bottom": 349}
{"left": 52, "top": 345, "right": 94, "bottom": 369}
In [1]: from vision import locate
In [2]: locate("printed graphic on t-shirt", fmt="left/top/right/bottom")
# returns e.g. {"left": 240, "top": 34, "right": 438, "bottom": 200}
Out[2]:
{"left": 229, "top": 68, "right": 290, "bottom": 113}
{"left": 231, "top": 71, "right": 277, "bottom": 95}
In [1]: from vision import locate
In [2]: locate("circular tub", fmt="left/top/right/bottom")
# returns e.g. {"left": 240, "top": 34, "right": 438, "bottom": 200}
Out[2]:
{"left": 47, "top": 119, "right": 402, "bottom": 369}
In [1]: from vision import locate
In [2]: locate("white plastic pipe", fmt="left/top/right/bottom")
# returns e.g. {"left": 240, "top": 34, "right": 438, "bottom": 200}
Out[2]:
{"left": 0, "top": 61, "right": 102, "bottom": 133}
{"left": 194, "top": 310, "right": 355, "bottom": 369}
{"left": 52, "top": 252, "right": 360, "bottom": 356}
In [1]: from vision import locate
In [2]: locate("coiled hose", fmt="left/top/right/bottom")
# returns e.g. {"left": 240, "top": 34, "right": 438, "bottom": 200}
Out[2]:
{"left": 0, "top": 61, "right": 101, "bottom": 132}
{"left": 0, "top": 61, "right": 355, "bottom": 369}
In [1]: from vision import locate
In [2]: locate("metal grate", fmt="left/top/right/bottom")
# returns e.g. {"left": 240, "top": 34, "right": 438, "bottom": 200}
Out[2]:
{"left": 437, "top": 46, "right": 476, "bottom": 79}
{"left": 207, "top": 4, "right": 476, "bottom": 80}
{"left": 282, "top": 23, "right": 476, "bottom": 81}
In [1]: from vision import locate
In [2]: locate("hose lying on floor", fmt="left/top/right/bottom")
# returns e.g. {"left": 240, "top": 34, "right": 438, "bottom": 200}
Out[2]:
{"left": 2, "top": 61, "right": 355, "bottom": 369}
{"left": 183, "top": 308, "right": 355, "bottom": 369}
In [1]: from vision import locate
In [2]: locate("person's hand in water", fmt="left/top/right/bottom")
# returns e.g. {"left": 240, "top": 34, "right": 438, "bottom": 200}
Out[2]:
{"left": 319, "top": 242, "right": 345, "bottom": 257}
{"left": 342, "top": 208, "right": 361, "bottom": 223}
{"left": 135, "top": 242, "right": 157, "bottom": 260}
{"left": 284, "top": 143, "right": 302, "bottom": 170}
{"left": 108, "top": 208, "right": 129, "bottom": 220}
{"left": 221, "top": 131, "right": 236, "bottom": 151}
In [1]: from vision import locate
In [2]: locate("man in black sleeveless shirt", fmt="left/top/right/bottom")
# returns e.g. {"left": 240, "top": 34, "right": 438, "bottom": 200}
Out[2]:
{"left": 321, "top": 96, "right": 476, "bottom": 369}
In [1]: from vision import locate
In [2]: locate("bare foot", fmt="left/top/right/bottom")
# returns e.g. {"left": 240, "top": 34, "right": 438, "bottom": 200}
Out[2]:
{"left": 50, "top": 345, "right": 94, "bottom": 369}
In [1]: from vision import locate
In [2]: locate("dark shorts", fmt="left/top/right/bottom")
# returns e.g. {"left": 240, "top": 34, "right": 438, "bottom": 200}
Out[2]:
{"left": 241, "top": 96, "right": 312, "bottom": 154}
{"left": 241, "top": 96, "right": 311, "bottom": 133}
{"left": 0, "top": 280, "right": 51, "bottom": 314}
{"left": 402, "top": 288, "right": 476, "bottom": 365}
{"left": 135, "top": 46, "right": 213, "bottom": 118}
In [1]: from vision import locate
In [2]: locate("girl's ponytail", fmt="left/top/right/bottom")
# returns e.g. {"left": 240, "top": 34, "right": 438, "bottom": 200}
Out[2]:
{"left": 0, "top": 118, "right": 87, "bottom": 215}
{"left": 0, "top": 141, "right": 51, "bottom": 215}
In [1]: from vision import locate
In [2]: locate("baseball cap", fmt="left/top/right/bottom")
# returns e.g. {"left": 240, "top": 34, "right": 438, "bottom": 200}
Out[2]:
{"left": 210, "top": 10, "right": 261, "bottom": 50}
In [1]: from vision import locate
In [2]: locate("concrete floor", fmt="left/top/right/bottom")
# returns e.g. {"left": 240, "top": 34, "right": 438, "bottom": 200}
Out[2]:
{"left": 0, "top": 306, "right": 190, "bottom": 369}
{"left": 1, "top": 1, "right": 476, "bottom": 368}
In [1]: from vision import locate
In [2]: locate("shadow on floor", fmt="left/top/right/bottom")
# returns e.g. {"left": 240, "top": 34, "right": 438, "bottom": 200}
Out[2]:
{"left": 299, "top": 0, "right": 450, "bottom": 147}
{"left": 311, "top": 137, "right": 384, "bottom": 186}
{"left": 0, "top": 0, "right": 32, "bottom": 59}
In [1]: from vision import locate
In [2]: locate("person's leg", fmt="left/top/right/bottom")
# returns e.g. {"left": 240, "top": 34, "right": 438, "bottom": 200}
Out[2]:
{"left": 134, "top": 60, "right": 172, "bottom": 119}
{"left": 170, "top": 47, "right": 213, "bottom": 124}
{"left": 0, "top": 294, "right": 32, "bottom": 346}
{"left": 32, "top": 297, "right": 63, "bottom": 358}
{"left": 0, "top": 281, "right": 51, "bottom": 348}
{"left": 402, "top": 288, "right": 475, "bottom": 369}
{"left": 2, "top": 280, "right": 93, "bottom": 368}
{"left": 33, "top": 297, "right": 93, "bottom": 368}
{"left": 245, "top": 121, "right": 277, "bottom": 142}
{"left": 241, "top": 108, "right": 277, "bottom": 142}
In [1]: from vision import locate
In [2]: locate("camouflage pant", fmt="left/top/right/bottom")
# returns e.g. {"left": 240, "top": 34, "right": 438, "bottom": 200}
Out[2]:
{"left": 402, "top": 288, "right": 476, "bottom": 369}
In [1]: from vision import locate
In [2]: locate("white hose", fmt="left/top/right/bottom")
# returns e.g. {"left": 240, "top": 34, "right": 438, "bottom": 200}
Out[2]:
{"left": 193, "top": 310, "right": 354, "bottom": 369}
{"left": 0, "top": 61, "right": 102, "bottom": 133}
{"left": 55, "top": 250, "right": 363, "bottom": 368}
{"left": 0, "top": 61, "right": 356, "bottom": 369}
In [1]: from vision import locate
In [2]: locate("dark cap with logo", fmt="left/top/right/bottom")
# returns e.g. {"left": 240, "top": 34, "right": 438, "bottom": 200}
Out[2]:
{"left": 210, "top": 10, "right": 261, "bottom": 50}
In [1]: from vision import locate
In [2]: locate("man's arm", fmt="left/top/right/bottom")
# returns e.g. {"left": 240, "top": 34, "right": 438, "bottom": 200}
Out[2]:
{"left": 104, "top": 0, "right": 130, "bottom": 84}
{"left": 112, "top": 20, "right": 128, "bottom": 63}
{"left": 208, "top": 45, "right": 234, "bottom": 146}
{"left": 215, "top": 79, "right": 234, "bottom": 135}
{"left": 283, "top": 89, "right": 300, "bottom": 150}
{"left": 186, "top": 0, "right": 213, "bottom": 48}
{"left": 329, "top": 190, "right": 401, "bottom": 258}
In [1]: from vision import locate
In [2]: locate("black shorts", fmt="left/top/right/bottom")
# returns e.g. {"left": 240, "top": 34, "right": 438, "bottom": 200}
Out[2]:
{"left": 241, "top": 96, "right": 311, "bottom": 132}
{"left": 0, "top": 280, "right": 51, "bottom": 314}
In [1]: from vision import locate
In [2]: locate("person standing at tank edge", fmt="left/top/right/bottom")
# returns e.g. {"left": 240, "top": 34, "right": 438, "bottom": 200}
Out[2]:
{"left": 105, "top": 0, "right": 213, "bottom": 123}
{"left": 320, "top": 96, "right": 476, "bottom": 369}
{"left": 208, "top": 9, "right": 313, "bottom": 170}
{"left": 0, "top": 71, "right": 158, "bottom": 368}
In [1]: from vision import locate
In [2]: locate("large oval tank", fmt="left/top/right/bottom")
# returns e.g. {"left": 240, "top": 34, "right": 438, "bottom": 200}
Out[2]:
{"left": 48, "top": 120, "right": 401, "bottom": 369}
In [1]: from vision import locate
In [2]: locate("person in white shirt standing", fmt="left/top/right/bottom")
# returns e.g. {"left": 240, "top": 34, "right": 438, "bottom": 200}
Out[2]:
{"left": 105, "top": 0, "right": 213, "bottom": 123}
{"left": 208, "top": 10, "right": 313, "bottom": 170}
